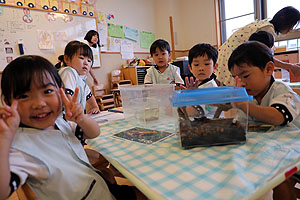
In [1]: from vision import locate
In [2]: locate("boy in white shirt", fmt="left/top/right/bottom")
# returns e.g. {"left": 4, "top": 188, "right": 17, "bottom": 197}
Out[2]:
{"left": 229, "top": 41, "right": 300, "bottom": 128}
{"left": 144, "top": 39, "right": 184, "bottom": 86}
{"left": 184, "top": 43, "right": 220, "bottom": 89}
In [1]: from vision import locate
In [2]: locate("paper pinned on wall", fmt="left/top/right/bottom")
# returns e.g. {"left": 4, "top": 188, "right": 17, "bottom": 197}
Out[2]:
{"left": 121, "top": 39, "right": 134, "bottom": 60}
{"left": 37, "top": 30, "right": 54, "bottom": 49}
{"left": 54, "top": 31, "right": 68, "bottom": 41}
{"left": 108, "top": 23, "right": 124, "bottom": 38}
{"left": 97, "top": 12, "right": 106, "bottom": 24}
{"left": 98, "top": 24, "right": 108, "bottom": 51}
{"left": 140, "top": 31, "right": 155, "bottom": 49}
{"left": 62, "top": 1, "right": 70, "bottom": 13}
{"left": 124, "top": 26, "right": 138, "bottom": 42}
{"left": 49, "top": 0, "right": 58, "bottom": 11}
{"left": 108, "top": 37, "right": 121, "bottom": 51}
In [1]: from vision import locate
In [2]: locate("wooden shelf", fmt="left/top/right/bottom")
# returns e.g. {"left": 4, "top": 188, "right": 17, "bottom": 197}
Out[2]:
{"left": 121, "top": 66, "right": 150, "bottom": 85}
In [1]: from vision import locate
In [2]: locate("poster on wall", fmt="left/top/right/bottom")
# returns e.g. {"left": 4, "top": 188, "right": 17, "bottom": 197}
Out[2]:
{"left": 140, "top": 31, "right": 155, "bottom": 49}
{"left": 124, "top": 26, "right": 138, "bottom": 42}
{"left": 37, "top": 30, "right": 54, "bottom": 49}
{"left": 107, "top": 23, "right": 124, "bottom": 38}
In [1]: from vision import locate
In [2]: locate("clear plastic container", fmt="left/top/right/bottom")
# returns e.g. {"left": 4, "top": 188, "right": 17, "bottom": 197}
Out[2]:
{"left": 120, "top": 84, "right": 177, "bottom": 128}
{"left": 169, "top": 86, "right": 253, "bottom": 149}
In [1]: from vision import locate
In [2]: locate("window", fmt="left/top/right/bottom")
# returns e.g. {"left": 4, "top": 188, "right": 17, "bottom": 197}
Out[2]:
{"left": 266, "top": 0, "right": 300, "bottom": 52}
{"left": 219, "top": 0, "right": 300, "bottom": 52}
{"left": 219, "top": 0, "right": 258, "bottom": 43}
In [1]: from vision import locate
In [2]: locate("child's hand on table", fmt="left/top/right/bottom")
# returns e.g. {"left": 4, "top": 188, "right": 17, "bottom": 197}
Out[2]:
{"left": 87, "top": 107, "right": 100, "bottom": 114}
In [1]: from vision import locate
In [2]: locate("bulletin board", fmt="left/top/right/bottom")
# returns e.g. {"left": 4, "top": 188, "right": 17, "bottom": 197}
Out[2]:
{"left": 0, "top": 5, "right": 101, "bottom": 71}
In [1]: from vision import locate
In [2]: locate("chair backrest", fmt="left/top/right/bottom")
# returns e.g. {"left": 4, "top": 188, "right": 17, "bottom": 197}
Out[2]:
{"left": 92, "top": 84, "right": 106, "bottom": 97}
{"left": 292, "top": 88, "right": 300, "bottom": 96}
{"left": 111, "top": 70, "right": 122, "bottom": 83}
{"left": 16, "top": 183, "right": 39, "bottom": 200}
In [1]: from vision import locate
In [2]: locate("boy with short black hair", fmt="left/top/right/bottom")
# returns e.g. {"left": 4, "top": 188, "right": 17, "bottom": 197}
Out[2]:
{"left": 228, "top": 41, "right": 300, "bottom": 127}
{"left": 185, "top": 43, "right": 220, "bottom": 88}
{"left": 248, "top": 31, "right": 274, "bottom": 49}
{"left": 144, "top": 39, "right": 184, "bottom": 85}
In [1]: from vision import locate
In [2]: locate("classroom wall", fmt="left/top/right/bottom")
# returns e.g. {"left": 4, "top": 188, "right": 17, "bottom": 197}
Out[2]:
{"left": 153, "top": 0, "right": 217, "bottom": 50}
{"left": 87, "top": 0, "right": 156, "bottom": 89}
{"left": 86, "top": 0, "right": 217, "bottom": 91}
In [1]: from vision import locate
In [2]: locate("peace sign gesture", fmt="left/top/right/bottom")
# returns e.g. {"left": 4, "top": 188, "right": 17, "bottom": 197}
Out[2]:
{"left": 0, "top": 100, "right": 20, "bottom": 142}
{"left": 60, "top": 88, "right": 84, "bottom": 124}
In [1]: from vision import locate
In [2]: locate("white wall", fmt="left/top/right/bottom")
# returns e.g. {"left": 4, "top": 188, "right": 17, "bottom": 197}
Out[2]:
{"left": 91, "top": 0, "right": 217, "bottom": 90}
{"left": 154, "top": 0, "right": 217, "bottom": 50}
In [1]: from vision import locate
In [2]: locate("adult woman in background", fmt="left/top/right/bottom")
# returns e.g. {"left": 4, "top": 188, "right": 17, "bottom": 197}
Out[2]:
{"left": 83, "top": 30, "right": 101, "bottom": 85}
{"left": 215, "top": 6, "right": 300, "bottom": 85}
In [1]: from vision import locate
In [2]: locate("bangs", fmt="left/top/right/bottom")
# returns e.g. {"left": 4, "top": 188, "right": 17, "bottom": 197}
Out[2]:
{"left": 1, "top": 55, "right": 62, "bottom": 105}
{"left": 79, "top": 44, "right": 93, "bottom": 61}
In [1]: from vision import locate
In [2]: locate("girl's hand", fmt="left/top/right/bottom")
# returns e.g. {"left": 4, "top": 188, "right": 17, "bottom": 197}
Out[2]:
{"left": 87, "top": 107, "right": 100, "bottom": 114}
{"left": 60, "top": 88, "right": 85, "bottom": 123}
{"left": 184, "top": 77, "right": 199, "bottom": 89}
{"left": 0, "top": 100, "right": 20, "bottom": 141}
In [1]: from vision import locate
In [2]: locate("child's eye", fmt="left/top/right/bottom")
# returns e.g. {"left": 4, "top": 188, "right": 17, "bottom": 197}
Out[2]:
{"left": 154, "top": 54, "right": 159, "bottom": 57}
{"left": 44, "top": 89, "right": 53, "bottom": 94}
{"left": 205, "top": 63, "right": 210, "bottom": 66}
{"left": 243, "top": 75, "right": 249, "bottom": 79}
{"left": 88, "top": 59, "right": 92, "bottom": 63}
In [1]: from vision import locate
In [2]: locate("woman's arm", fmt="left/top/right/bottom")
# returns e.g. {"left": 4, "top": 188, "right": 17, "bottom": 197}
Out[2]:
{"left": 274, "top": 58, "right": 300, "bottom": 77}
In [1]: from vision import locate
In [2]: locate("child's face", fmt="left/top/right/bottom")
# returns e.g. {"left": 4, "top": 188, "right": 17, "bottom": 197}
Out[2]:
{"left": 230, "top": 62, "right": 274, "bottom": 99}
{"left": 16, "top": 74, "right": 62, "bottom": 130}
{"left": 152, "top": 48, "right": 170, "bottom": 68}
{"left": 65, "top": 51, "right": 92, "bottom": 76}
{"left": 91, "top": 34, "right": 98, "bottom": 45}
{"left": 189, "top": 54, "right": 216, "bottom": 82}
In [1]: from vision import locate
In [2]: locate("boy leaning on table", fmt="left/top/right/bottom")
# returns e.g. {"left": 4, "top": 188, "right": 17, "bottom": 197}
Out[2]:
{"left": 228, "top": 41, "right": 300, "bottom": 200}
{"left": 228, "top": 41, "right": 300, "bottom": 128}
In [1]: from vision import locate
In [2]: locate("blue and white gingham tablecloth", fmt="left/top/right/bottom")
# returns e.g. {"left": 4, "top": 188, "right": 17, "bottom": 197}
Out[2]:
{"left": 87, "top": 120, "right": 300, "bottom": 200}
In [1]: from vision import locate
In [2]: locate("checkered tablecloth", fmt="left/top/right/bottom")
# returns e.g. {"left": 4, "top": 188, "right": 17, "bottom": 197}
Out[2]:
{"left": 87, "top": 120, "right": 300, "bottom": 200}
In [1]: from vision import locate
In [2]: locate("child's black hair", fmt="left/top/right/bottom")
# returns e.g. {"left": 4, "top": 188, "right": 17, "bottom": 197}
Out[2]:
{"left": 249, "top": 31, "right": 274, "bottom": 48}
{"left": 64, "top": 40, "right": 94, "bottom": 65}
{"left": 269, "top": 6, "right": 300, "bottom": 34}
{"left": 84, "top": 30, "right": 100, "bottom": 48}
{"left": 188, "top": 43, "right": 218, "bottom": 66}
{"left": 228, "top": 41, "right": 274, "bottom": 71}
{"left": 150, "top": 39, "right": 170, "bottom": 56}
{"left": 1, "top": 55, "right": 63, "bottom": 105}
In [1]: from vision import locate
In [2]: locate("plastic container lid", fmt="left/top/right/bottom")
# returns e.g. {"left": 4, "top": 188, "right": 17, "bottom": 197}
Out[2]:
{"left": 170, "top": 86, "right": 253, "bottom": 107}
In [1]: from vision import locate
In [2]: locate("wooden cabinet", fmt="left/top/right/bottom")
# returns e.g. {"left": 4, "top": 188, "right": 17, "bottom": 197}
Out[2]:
{"left": 274, "top": 50, "right": 299, "bottom": 82}
{"left": 121, "top": 66, "right": 150, "bottom": 85}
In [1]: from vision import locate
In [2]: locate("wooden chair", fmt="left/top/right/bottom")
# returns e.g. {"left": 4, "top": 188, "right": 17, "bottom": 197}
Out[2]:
{"left": 292, "top": 88, "right": 300, "bottom": 96}
{"left": 92, "top": 85, "right": 115, "bottom": 111}
{"left": 16, "top": 183, "right": 38, "bottom": 200}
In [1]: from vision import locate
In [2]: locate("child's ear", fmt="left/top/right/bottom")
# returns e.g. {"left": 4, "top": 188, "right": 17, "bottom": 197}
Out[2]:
{"left": 64, "top": 55, "right": 69, "bottom": 65}
{"left": 264, "top": 61, "right": 275, "bottom": 75}
{"left": 213, "top": 63, "right": 218, "bottom": 72}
